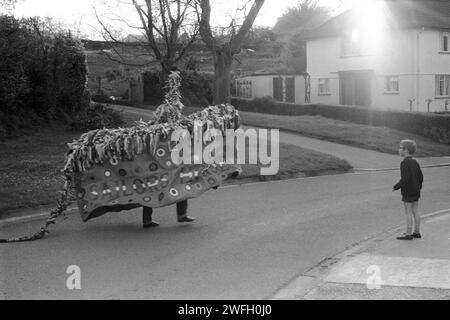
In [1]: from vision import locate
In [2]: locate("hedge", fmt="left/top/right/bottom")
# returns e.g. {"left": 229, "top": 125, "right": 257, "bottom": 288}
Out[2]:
{"left": 0, "top": 15, "right": 90, "bottom": 140}
{"left": 231, "top": 97, "right": 450, "bottom": 144}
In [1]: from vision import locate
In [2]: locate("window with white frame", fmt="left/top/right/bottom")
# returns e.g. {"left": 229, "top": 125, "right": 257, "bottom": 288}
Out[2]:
{"left": 435, "top": 75, "right": 450, "bottom": 97}
{"left": 318, "top": 78, "right": 330, "bottom": 95}
{"left": 441, "top": 32, "right": 449, "bottom": 52}
{"left": 236, "top": 79, "right": 252, "bottom": 98}
{"left": 385, "top": 76, "right": 399, "bottom": 93}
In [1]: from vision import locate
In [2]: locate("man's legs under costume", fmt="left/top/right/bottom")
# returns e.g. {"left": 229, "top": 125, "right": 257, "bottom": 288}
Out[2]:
{"left": 143, "top": 200, "right": 195, "bottom": 228}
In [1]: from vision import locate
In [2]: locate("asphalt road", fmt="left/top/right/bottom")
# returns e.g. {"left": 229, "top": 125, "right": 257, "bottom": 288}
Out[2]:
{"left": 1, "top": 167, "right": 449, "bottom": 299}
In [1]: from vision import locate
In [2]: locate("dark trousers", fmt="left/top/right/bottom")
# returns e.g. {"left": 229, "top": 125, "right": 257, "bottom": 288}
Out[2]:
{"left": 176, "top": 200, "right": 188, "bottom": 216}
{"left": 142, "top": 200, "right": 188, "bottom": 224}
{"left": 142, "top": 206, "right": 153, "bottom": 225}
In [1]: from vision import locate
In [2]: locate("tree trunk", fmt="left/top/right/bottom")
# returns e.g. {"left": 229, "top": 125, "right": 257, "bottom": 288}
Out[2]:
{"left": 213, "top": 47, "right": 233, "bottom": 105}
{"left": 160, "top": 59, "right": 176, "bottom": 85}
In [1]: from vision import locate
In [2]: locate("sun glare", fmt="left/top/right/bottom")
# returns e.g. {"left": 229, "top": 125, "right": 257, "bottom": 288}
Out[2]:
{"left": 354, "top": 0, "right": 387, "bottom": 50}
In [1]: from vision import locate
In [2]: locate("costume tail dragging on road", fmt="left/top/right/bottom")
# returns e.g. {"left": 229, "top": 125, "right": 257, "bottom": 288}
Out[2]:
{"left": 1, "top": 71, "right": 242, "bottom": 243}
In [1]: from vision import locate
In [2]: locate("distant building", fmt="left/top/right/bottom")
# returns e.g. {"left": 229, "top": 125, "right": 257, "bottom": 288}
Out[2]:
{"left": 233, "top": 72, "right": 310, "bottom": 104}
{"left": 306, "top": 0, "right": 450, "bottom": 112}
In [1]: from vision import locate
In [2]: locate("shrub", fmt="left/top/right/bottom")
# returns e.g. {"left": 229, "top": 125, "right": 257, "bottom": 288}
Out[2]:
{"left": 181, "top": 70, "right": 214, "bottom": 107}
{"left": 142, "top": 70, "right": 213, "bottom": 107}
{"left": 70, "top": 103, "right": 126, "bottom": 131}
{"left": 91, "top": 89, "right": 114, "bottom": 104}
{"left": 0, "top": 15, "right": 89, "bottom": 139}
{"left": 231, "top": 98, "right": 450, "bottom": 145}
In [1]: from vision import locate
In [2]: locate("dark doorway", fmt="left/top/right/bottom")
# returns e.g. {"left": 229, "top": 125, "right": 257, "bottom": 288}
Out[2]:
{"left": 339, "top": 71, "right": 373, "bottom": 106}
{"left": 273, "top": 77, "right": 283, "bottom": 102}
{"left": 285, "top": 77, "right": 296, "bottom": 103}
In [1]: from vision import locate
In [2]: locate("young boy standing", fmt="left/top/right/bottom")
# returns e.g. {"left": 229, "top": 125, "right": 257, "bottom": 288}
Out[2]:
{"left": 392, "top": 140, "right": 424, "bottom": 240}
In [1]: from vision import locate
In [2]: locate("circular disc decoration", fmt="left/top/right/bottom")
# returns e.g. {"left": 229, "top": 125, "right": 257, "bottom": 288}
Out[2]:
{"left": 143, "top": 197, "right": 151, "bottom": 202}
{"left": 156, "top": 148, "right": 166, "bottom": 157}
{"left": 77, "top": 188, "right": 85, "bottom": 199}
{"left": 169, "top": 188, "right": 179, "bottom": 197}
{"left": 195, "top": 183, "right": 202, "bottom": 190}
{"left": 149, "top": 163, "right": 158, "bottom": 172}
{"left": 185, "top": 184, "right": 192, "bottom": 191}
{"left": 158, "top": 193, "right": 164, "bottom": 201}
{"left": 110, "top": 158, "right": 119, "bottom": 166}
{"left": 119, "top": 169, "right": 127, "bottom": 176}
{"left": 104, "top": 170, "right": 111, "bottom": 177}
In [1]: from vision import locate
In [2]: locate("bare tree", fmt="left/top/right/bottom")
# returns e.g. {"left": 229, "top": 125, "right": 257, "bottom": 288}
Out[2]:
{"left": 93, "top": 0, "right": 199, "bottom": 76}
{"left": 196, "top": 0, "right": 265, "bottom": 104}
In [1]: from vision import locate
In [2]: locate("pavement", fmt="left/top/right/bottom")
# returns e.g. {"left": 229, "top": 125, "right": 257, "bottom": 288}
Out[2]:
{"left": 273, "top": 209, "right": 450, "bottom": 300}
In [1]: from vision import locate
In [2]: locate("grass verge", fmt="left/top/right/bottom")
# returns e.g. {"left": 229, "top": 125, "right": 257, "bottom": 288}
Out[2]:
{"left": 238, "top": 111, "right": 450, "bottom": 157}
{"left": 133, "top": 105, "right": 450, "bottom": 157}
{"left": 0, "top": 126, "right": 82, "bottom": 217}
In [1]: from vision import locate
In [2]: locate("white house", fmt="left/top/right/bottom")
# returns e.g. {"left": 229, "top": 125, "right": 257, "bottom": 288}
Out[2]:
{"left": 306, "top": 0, "right": 450, "bottom": 112}
{"left": 233, "top": 72, "right": 310, "bottom": 104}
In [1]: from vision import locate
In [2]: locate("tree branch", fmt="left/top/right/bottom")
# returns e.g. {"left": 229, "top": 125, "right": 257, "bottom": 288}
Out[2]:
{"left": 132, "top": 0, "right": 163, "bottom": 60}
{"left": 158, "top": 0, "right": 171, "bottom": 50}
{"left": 197, "top": 0, "right": 217, "bottom": 50}
{"left": 230, "top": 0, "right": 265, "bottom": 53}
{"left": 174, "top": 27, "right": 199, "bottom": 62}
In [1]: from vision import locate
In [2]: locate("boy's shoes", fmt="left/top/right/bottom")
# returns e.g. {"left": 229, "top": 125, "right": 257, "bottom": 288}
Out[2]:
{"left": 143, "top": 221, "right": 160, "bottom": 228}
{"left": 396, "top": 234, "right": 414, "bottom": 240}
{"left": 178, "top": 216, "right": 196, "bottom": 223}
{"left": 412, "top": 232, "right": 422, "bottom": 238}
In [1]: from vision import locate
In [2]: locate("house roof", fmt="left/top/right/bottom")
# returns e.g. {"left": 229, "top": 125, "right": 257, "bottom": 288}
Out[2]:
{"left": 306, "top": 0, "right": 450, "bottom": 39}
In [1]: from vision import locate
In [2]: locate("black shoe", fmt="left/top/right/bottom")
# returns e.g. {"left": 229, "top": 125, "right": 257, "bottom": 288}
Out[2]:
{"left": 143, "top": 221, "right": 160, "bottom": 228}
{"left": 396, "top": 234, "right": 413, "bottom": 240}
{"left": 412, "top": 232, "right": 422, "bottom": 238}
{"left": 178, "top": 216, "right": 196, "bottom": 223}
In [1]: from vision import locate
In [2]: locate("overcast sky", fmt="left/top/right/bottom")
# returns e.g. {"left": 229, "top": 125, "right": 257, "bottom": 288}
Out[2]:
{"left": 11, "top": 0, "right": 361, "bottom": 39}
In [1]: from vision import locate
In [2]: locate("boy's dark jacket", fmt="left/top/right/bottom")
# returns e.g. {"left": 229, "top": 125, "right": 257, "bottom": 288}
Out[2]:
{"left": 393, "top": 156, "right": 423, "bottom": 197}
